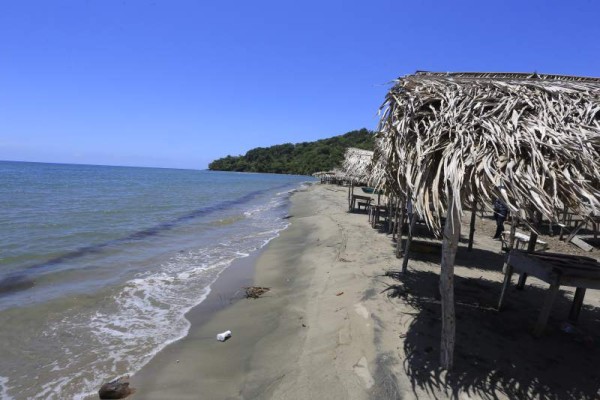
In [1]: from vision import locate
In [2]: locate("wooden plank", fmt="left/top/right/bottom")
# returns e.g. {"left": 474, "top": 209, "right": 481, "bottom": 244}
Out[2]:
{"left": 508, "top": 251, "right": 554, "bottom": 282}
{"left": 570, "top": 236, "right": 594, "bottom": 252}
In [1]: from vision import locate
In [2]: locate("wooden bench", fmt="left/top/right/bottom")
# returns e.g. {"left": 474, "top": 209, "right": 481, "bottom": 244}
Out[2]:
{"left": 349, "top": 194, "right": 372, "bottom": 213}
{"left": 498, "top": 250, "right": 600, "bottom": 336}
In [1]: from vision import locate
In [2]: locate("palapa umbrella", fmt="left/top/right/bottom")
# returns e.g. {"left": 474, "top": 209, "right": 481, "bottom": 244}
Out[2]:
{"left": 375, "top": 71, "right": 600, "bottom": 369}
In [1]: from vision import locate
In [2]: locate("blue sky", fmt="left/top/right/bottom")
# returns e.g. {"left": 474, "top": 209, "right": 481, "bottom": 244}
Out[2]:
{"left": 1, "top": 0, "right": 599, "bottom": 169}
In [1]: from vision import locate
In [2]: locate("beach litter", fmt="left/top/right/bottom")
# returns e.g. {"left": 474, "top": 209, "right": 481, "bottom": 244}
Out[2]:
{"left": 336, "top": 291, "right": 344, "bottom": 296}
{"left": 98, "top": 376, "right": 133, "bottom": 399}
{"left": 244, "top": 286, "right": 270, "bottom": 299}
{"left": 216, "top": 330, "right": 232, "bottom": 342}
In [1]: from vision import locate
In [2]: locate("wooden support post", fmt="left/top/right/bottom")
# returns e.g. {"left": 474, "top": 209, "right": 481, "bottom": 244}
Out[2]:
{"left": 467, "top": 205, "right": 477, "bottom": 252}
{"left": 516, "top": 273, "right": 528, "bottom": 290}
{"left": 526, "top": 232, "right": 538, "bottom": 253}
{"left": 396, "top": 201, "right": 406, "bottom": 259}
{"left": 559, "top": 205, "right": 568, "bottom": 240}
{"left": 498, "top": 220, "right": 518, "bottom": 311}
{"left": 508, "top": 218, "right": 518, "bottom": 249}
{"left": 498, "top": 264, "right": 513, "bottom": 311}
{"left": 569, "top": 287, "right": 586, "bottom": 323}
{"left": 517, "top": 232, "right": 538, "bottom": 290}
{"left": 439, "top": 196, "right": 461, "bottom": 371}
{"left": 393, "top": 199, "right": 399, "bottom": 241}
{"left": 533, "top": 274, "right": 561, "bottom": 337}
{"left": 348, "top": 183, "right": 354, "bottom": 211}
{"left": 387, "top": 196, "right": 394, "bottom": 234}
{"left": 401, "top": 212, "right": 417, "bottom": 273}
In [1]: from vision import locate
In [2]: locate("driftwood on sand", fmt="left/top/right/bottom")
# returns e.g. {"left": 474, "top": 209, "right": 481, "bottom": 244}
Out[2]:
{"left": 98, "top": 376, "right": 133, "bottom": 399}
{"left": 244, "top": 286, "right": 270, "bottom": 299}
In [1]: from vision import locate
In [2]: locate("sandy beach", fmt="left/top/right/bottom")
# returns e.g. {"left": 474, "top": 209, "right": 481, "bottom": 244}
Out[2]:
{"left": 131, "top": 183, "right": 600, "bottom": 400}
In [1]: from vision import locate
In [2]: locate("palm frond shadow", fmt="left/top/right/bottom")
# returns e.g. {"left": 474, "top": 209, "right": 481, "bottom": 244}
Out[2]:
{"left": 388, "top": 270, "right": 600, "bottom": 400}
{"left": 391, "top": 239, "right": 506, "bottom": 274}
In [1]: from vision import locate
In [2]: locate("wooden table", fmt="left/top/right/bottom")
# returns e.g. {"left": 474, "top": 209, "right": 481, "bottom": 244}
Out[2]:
{"left": 498, "top": 250, "right": 600, "bottom": 336}
{"left": 500, "top": 231, "right": 548, "bottom": 252}
{"left": 349, "top": 194, "right": 372, "bottom": 213}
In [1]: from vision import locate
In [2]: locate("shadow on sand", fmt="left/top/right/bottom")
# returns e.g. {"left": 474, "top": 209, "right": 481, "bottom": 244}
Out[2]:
{"left": 381, "top": 270, "right": 600, "bottom": 399}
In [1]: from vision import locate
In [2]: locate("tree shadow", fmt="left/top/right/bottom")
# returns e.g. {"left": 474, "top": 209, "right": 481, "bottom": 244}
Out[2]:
{"left": 386, "top": 270, "right": 600, "bottom": 400}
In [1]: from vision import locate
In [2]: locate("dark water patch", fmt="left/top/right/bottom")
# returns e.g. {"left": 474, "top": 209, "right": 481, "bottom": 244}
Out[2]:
{"left": 1, "top": 183, "right": 292, "bottom": 293}
{"left": 0, "top": 274, "right": 35, "bottom": 296}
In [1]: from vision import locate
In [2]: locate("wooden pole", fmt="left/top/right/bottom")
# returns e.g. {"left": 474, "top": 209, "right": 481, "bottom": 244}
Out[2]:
{"left": 396, "top": 199, "right": 406, "bottom": 259}
{"left": 387, "top": 195, "right": 394, "bottom": 234}
{"left": 440, "top": 194, "right": 461, "bottom": 370}
{"left": 467, "top": 204, "right": 477, "bottom": 252}
{"left": 498, "top": 219, "right": 518, "bottom": 311}
{"left": 559, "top": 205, "right": 568, "bottom": 240}
{"left": 569, "top": 287, "right": 586, "bottom": 322}
{"left": 348, "top": 183, "right": 353, "bottom": 211}
{"left": 516, "top": 230, "right": 538, "bottom": 290}
{"left": 393, "top": 198, "right": 399, "bottom": 241}
{"left": 401, "top": 211, "right": 417, "bottom": 273}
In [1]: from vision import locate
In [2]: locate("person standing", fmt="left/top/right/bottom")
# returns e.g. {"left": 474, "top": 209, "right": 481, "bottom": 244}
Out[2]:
{"left": 493, "top": 198, "right": 509, "bottom": 239}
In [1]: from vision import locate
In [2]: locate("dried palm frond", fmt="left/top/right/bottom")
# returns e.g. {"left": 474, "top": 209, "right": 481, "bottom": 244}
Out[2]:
{"left": 375, "top": 71, "right": 600, "bottom": 234}
{"left": 342, "top": 147, "right": 374, "bottom": 185}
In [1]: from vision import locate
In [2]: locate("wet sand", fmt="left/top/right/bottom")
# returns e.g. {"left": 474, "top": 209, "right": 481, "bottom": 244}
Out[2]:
{"left": 130, "top": 184, "right": 600, "bottom": 400}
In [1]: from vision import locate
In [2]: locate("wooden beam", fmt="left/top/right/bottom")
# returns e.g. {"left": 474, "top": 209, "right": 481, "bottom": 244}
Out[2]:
{"left": 570, "top": 236, "right": 593, "bottom": 252}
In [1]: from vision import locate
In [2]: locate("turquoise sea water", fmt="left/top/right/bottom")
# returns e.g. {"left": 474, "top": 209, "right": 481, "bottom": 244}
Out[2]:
{"left": 0, "top": 161, "right": 312, "bottom": 399}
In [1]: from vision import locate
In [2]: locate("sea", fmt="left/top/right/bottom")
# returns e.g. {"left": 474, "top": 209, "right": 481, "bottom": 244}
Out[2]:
{"left": 0, "top": 160, "right": 313, "bottom": 399}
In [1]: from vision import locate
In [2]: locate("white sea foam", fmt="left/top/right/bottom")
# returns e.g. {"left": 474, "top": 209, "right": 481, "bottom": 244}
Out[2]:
{"left": 30, "top": 183, "right": 298, "bottom": 400}
{"left": 0, "top": 376, "right": 14, "bottom": 400}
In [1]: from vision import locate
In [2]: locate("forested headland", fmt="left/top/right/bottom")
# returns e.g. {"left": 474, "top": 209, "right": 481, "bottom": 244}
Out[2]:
{"left": 208, "top": 128, "right": 375, "bottom": 175}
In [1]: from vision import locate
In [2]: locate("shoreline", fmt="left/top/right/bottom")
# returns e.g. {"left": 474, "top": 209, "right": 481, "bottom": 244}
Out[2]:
{"left": 130, "top": 183, "right": 600, "bottom": 400}
{"left": 130, "top": 182, "right": 397, "bottom": 399}
{"left": 128, "top": 186, "right": 313, "bottom": 398}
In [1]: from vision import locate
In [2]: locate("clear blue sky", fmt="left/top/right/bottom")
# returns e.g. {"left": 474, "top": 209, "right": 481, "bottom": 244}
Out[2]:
{"left": 1, "top": 0, "right": 599, "bottom": 169}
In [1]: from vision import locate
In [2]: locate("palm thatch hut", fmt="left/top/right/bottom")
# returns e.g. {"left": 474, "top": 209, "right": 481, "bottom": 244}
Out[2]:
{"left": 342, "top": 147, "right": 374, "bottom": 185}
{"left": 375, "top": 71, "right": 600, "bottom": 369}
{"left": 342, "top": 147, "right": 374, "bottom": 208}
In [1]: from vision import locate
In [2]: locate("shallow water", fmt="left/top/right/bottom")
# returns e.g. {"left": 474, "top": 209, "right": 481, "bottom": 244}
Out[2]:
{"left": 0, "top": 161, "right": 312, "bottom": 399}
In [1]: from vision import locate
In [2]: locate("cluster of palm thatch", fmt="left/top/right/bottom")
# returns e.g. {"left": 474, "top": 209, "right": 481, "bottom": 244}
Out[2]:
{"left": 372, "top": 71, "right": 600, "bottom": 369}
{"left": 341, "top": 147, "right": 374, "bottom": 184}
{"left": 373, "top": 71, "right": 600, "bottom": 234}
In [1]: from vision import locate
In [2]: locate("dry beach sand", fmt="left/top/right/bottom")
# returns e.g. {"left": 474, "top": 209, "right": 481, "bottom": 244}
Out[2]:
{"left": 130, "top": 184, "right": 600, "bottom": 400}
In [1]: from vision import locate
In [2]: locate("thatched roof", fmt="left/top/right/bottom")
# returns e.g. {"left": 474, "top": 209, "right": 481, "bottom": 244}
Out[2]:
{"left": 375, "top": 71, "right": 600, "bottom": 233}
{"left": 341, "top": 147, "right": 374, "bottom": 184}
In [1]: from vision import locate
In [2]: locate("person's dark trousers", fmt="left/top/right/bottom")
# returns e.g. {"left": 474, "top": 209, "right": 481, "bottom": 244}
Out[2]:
{"left": 494, "top": 217, "right": 505, "bottom": 238}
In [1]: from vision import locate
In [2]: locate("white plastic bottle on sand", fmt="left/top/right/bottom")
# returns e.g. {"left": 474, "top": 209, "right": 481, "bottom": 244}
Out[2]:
{"left": 216, "top": 330, "right": 232, "bottom": 342}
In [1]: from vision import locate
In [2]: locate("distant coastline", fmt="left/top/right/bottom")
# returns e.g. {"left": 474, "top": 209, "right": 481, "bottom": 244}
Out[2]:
{"left": 208, "top": 128, "right": 374, "bottom": 175}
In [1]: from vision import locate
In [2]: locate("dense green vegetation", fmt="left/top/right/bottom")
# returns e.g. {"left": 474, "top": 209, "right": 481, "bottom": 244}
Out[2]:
{"left": 208, "top": 128, "right": 375, "bottom": 175}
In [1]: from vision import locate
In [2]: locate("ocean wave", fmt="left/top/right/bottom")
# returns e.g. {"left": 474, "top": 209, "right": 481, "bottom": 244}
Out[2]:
{"left": 0, "top": 376, "right": 14, "bottom": 400}
{"left": 13, "top": 184, "right": 298, "bottom": 400}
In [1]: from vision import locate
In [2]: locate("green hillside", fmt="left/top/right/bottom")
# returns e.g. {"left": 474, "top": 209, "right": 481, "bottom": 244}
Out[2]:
{"left": 208, "top": 128, "right": 375, "bottom": 175}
